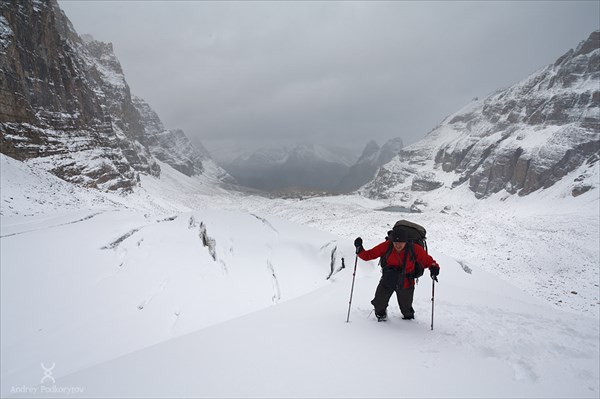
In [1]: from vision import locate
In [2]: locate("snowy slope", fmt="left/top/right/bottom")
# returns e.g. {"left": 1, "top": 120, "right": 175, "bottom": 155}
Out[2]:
{"left": 1, "top": 208, "right": 344, "bottom": 394}
{"left": 1, "top": 182, "right": 346, "bottom": 396}
{"left": 42, "top": 253, "right": 599, "bottom": 398}
{"left": 1, "top": 153, "right": 599, "bottom": 398}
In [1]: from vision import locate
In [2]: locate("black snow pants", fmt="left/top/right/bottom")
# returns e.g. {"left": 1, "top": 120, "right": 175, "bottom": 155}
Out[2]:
{"left": 371, "top": 266, "right": 415, "bottom": 318}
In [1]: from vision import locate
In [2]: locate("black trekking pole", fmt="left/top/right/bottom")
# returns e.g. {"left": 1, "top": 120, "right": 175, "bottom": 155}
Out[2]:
{"left": 430, "top": 275, "right": 438, "bottom": 330}
{"left": 346, "top": 252, "right": 359, "bottom": 323}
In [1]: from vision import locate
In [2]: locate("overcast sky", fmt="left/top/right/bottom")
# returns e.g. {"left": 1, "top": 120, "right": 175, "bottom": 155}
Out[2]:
{"left": 58, "top": 1, "right": 599, "bottom": 157}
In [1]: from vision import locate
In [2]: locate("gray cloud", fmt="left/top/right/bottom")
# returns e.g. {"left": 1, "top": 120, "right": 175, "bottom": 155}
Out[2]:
{"left": 59, "top": 1, "right": 600, "bottom": 156}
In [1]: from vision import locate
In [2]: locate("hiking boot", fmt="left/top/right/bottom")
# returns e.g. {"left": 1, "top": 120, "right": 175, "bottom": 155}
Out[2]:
{"left": 402, "top": 315, "right": 414, "bottom": 320}
{"left": 375, "top": 312, "right": 387, "bottom": 322}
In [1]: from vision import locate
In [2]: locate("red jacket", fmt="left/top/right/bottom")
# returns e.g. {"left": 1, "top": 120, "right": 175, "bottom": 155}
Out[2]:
{"left": 358, "top": 241, "right": 439, "bottom": 288}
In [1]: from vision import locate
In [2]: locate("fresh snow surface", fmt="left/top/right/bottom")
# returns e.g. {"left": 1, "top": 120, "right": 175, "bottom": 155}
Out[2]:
{"left": 1, "top": 153, "right": 599, "bottom": 398}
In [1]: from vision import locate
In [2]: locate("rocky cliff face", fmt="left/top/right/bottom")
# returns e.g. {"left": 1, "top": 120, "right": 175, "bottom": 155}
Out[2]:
{"left": 133, "top": 96, "right": 203, "bottom": 177}
{"left": 0, "top": 0, "right": 227, "bottom": 191}
{"left": 133, "top": 95, "right": 233, "bottom": 182}
{"left": 0, "top": 1, "right": 158, "bottom": 191}
{"left": 363, "top": 30, "right": 599, "bottom": 201}
{"left": 336, "top": 137, "right": 404, "bottom": 193}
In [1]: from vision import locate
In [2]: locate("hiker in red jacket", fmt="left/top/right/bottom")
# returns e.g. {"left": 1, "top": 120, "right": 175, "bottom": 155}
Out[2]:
{"left": 354, "top": 226, "right": 440, "bottom": 322}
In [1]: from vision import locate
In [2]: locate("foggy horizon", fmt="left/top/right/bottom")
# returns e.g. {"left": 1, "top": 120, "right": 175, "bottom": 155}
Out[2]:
{"left": 58, "top": 1, "right": 600, "bottom": 159}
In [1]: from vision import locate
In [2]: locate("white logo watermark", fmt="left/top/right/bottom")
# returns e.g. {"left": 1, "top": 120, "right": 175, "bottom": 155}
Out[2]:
{"left": 9, "top": 362, "right": 84, "bottom": 396}
{"left": 40, "top": 363, "right": 56, "bottom": 384}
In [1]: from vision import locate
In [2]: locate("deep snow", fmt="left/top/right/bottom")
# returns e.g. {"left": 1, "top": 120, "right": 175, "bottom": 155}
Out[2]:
{"left": 1, "top": 153, "right": 599, "bottom": 398}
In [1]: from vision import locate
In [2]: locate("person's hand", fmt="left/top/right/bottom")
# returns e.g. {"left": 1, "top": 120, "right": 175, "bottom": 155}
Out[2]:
{"left": 429, "top": 265, "right": 440, "bottom": 277}
{"left": 354, "top": 237, "right": 363, "bottom": 254}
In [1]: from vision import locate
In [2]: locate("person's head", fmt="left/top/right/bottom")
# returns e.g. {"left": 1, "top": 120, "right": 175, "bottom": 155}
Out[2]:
{"left": 391, "top": 228, "right": 408, "bottom": 250}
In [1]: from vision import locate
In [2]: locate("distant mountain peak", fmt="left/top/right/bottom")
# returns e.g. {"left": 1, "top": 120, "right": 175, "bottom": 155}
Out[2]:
{"left": 358, "top": 140, "right": 380, "bottom": 162}
{"left": 573, "top": 29, "right": 599, "bottom": 57}
{"left": 334, "top": 137, "right": 404, "bottom": 193}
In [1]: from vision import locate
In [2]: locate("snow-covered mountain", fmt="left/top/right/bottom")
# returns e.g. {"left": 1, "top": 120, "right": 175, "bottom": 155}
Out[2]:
{"left": 0, "top": 0, "right": 230, "bottom": 191}
{"left": 336, "top": 137, "right": 404, "bottom": 192}
{"left": 223, "top": 143, "right": 357, "bottom": 192}
{"left": 363, "top": 30, "right": 599, "bottom": 203}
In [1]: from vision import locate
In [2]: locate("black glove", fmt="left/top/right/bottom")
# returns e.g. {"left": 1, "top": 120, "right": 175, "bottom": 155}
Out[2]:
{"left": 354, "top": 237, "right": 364, "bottom": 254}
{"left": 429, "top": 265, "right": 440, "bottom": 277}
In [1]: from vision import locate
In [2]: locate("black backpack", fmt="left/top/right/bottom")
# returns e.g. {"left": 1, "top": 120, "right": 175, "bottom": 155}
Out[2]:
{"left": 393, "top": 220, "right": 427, "bottom": 252}
{"left": 380, "top": 220, "right": 428, "bottom": 279}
